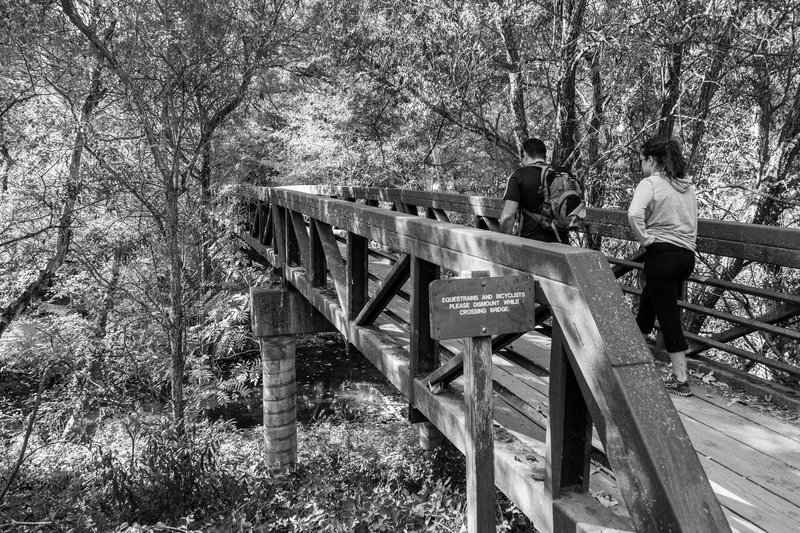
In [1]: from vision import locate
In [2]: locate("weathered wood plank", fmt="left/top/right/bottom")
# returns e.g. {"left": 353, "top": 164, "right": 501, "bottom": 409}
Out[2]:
{"left": 274, "top": 187, "right": 800, "bottom": 268}
{"left": 347, "top": 232, "right": 369, "bottom": 321}
{"left": 692, "top": 393, "right": 800, "bottom": 445}
{"left": 285, "top": 209, "right": 301, "bottom": 267}
{"left": 289, "top": 210, "right": 310, "bottom": 268}
{"left": 463, "top": 332, "right": 496, "bottom": 533}
{"left": 281, "top": 184, "right": 503, "bottom": 217}
{"left": 691, "top": 303, "right": 800, "bottom": 354}
{"left": 268, "top": 188, "right": 590, "bottom": 287}
{"left": 547, "top": 323, "right": 592, "bottom": 497}
{"left": 587, "top": 206, "right": 800, "bottom": 249}
{"left": 683, "top": 330, "right": 800, "bottom": 380}
{"left": 425, "top": 352, "right": 464, "bottom": 386}
{"left": 671, "top": 395, "right": 800, "bottom": 471}
{"left": 312, "top": 219, "right": 348, "bottom": 313}
{"left": 408, "top": 256, "right": 439, "bottom": 423}
{"left": 355, "top": 254, "right": 411, "bottom": 326}
{"left": 696, "top": 453, "right": 800, "bottom": 532}
{"left": 308, "top": 216, "right": 326, "bottom": 287}
{"left": 679, "top": 415, "right": 800, "bottom": 508}
{"left": 271, "top": 205, "right": 286, "bottom": 270}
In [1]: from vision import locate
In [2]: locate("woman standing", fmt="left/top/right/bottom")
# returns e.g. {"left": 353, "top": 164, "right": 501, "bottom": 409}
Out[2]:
{"left": 628, "top": 137, "right": 697, "bottom": 396}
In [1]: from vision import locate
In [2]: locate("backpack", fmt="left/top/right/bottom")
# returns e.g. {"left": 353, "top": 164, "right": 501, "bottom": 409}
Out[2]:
{"left": 515, "top": 164, "right": 586, "bottom": 241}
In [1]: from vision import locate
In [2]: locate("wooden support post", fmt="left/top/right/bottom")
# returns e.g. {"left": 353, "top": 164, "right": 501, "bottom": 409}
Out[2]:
{"left": 271, "top": 205, "right": 287, "bottom": 283}
{"left": 285, "top": 210, "right": 301, "bottom": 267}
{"left": 409, "top": 256, "right": 442, "bottom": 446}
{"left": 246, "top": 201, "right": 258, "bottom": 236}
{"left": 547, "top": 321, "right": 592, "bottom": 501}
{"left": 251, "top": 288, "right": 336, "bottom": 471}
{"left": 308, "top": 218, "right": 326, "bottom": 287}
{"left": 347, "top": 232, "right": 369, "bottom": 356}
{"left": 347, "top": 232, "right": 369, "bottom": 321}
{"left": 418, "top": 421, "right": 443, "bottom": 451}
{"left": 259, "top": 208, "right": 273, "bottom": 246}
{"left": 463, "top": 271, "right": 495, "bottom": 533}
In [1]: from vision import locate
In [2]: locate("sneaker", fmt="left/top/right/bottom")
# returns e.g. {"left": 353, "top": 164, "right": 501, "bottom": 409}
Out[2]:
{"left": 664, "top": 373, "right": 692, "bottom": 397}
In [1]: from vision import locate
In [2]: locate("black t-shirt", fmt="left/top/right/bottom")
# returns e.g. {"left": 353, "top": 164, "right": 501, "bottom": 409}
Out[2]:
{"left": 502, "top": 164, "right": 568, "bottom": 243}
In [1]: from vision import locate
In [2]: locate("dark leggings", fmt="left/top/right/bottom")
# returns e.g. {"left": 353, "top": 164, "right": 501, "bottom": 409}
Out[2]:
{"left": 636, "top": 243, "right": 695, "bottom": 352}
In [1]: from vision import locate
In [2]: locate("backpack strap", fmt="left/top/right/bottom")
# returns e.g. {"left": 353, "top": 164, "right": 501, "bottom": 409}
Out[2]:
{"left": 529, "top": 163, "right": 552, "bottom": 197}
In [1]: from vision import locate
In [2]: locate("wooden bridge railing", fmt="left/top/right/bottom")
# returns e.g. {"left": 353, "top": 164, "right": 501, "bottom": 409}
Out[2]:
{"left": 272, "top": 185, "right": 800, "bottom": 408}
{"left": 236, "top": 184, "right": 733, "bottom": 532}
{"left": 587, "top": 209, "right": 800, "bottom": 405}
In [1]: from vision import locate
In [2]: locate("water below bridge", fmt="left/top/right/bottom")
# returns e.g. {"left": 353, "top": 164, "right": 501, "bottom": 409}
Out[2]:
{"left": 213, "top": 334, "right": 403, "bottom": 428}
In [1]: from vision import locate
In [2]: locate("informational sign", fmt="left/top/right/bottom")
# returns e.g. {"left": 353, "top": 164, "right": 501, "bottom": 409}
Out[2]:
{"left": 429, "top": 275, "right": 536, "bottom": 340}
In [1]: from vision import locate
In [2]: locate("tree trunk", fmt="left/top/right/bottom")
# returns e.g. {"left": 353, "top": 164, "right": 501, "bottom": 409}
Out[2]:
{"left": 0, "top": 142, "right": 11, "bottom": 193}
{"left": 685, "top": 11, "right": 741, "bottom": 172}
{"left": 584, "top": 47, "right": 605, "bottom": 250}
{"left": 97, "top": 251, "right": 121, "bottom": 336}
{"left": 166, "top": 187, "right": 186, "bottom": 424}
{"left": 554, "top": 0, "right": 587, "bottom": 167}
{"left": 0, "top": 60, "right": 104, "bottom": 339}
{"left": 496, "top": 2, "right": 528, "bottom": 155}
{"left": 657, "top": 0, "right": 689, "bottom": 139}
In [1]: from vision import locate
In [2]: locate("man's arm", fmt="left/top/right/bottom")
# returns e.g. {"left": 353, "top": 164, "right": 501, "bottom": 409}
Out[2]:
{"left": 499, "top": 199, "right": 519, "bottom": 234}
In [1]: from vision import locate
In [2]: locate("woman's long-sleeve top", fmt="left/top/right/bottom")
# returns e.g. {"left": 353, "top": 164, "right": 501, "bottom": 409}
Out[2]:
{"left": 627, "top": 172, "right": 697, "bottom": 252}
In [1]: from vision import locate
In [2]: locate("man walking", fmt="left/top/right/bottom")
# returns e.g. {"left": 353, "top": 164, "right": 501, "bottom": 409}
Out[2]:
{"left": 498, "top": 138, "right": 569, "bottom": 243}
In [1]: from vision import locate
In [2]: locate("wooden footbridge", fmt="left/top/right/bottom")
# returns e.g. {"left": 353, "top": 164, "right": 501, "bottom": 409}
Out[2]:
{"left": 237, "top": 184, "right": 800, "bottom": 533}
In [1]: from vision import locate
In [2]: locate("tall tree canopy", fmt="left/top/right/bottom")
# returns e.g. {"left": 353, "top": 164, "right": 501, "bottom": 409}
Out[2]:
{"left": 1, "top": 0, "right": 799, "bottom": 425}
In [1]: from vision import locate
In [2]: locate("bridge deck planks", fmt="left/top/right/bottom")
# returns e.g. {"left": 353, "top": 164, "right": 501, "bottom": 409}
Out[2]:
{"left": 362, "top": 251, "right": 800, "bottom": 533}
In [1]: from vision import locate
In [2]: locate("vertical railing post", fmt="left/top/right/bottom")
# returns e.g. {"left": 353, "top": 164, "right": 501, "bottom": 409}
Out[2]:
{"left": 271, "top": 203, "right": 287, "bottom": 283}
{"left": 346, "top": 231, "right": 368, "bottom": 357}
{"left": 246, "top": 201, "right": 257, "bottom": 235}
{"left": 347, "top": 232, "right": 368, "bottom": 321}
{"left": 409, "top": 256, "right": 442, "bottom": 449}
{"left": 308, "top": 218, "right": 327, "bottom": 288}
{"left": 546, "top": 320, "right": 593, "bottom": 502}
{"left": 285, "top": 210, "right": 301, "bottom": 267}
{"left": 463, "top": 270, "right": 495, "bottom": 533}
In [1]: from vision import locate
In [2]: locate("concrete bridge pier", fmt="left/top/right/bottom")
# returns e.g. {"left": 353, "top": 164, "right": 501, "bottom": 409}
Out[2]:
{"left": 251, "top": 287, "right": 336, "bottom": 471}
{"left": 259, "top": 335, "right": 297, "bottom": 469}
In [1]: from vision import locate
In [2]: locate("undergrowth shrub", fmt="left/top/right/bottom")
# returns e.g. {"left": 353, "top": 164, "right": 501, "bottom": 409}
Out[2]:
{"left": 94, "top": 417, "right": 245, "bottom": 524}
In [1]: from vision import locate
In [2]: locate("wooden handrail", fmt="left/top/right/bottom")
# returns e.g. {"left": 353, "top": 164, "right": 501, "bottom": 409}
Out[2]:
{"left": 273, "top": 185, "right": 800, "bottom": 389}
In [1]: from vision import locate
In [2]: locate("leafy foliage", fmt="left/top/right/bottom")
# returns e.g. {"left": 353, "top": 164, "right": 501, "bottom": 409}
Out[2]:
{"left": 0, "top": 401, "right": 533, "bottom": 532}
{"left": 3, "top": 0, "right": 800, "bottom": 529}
